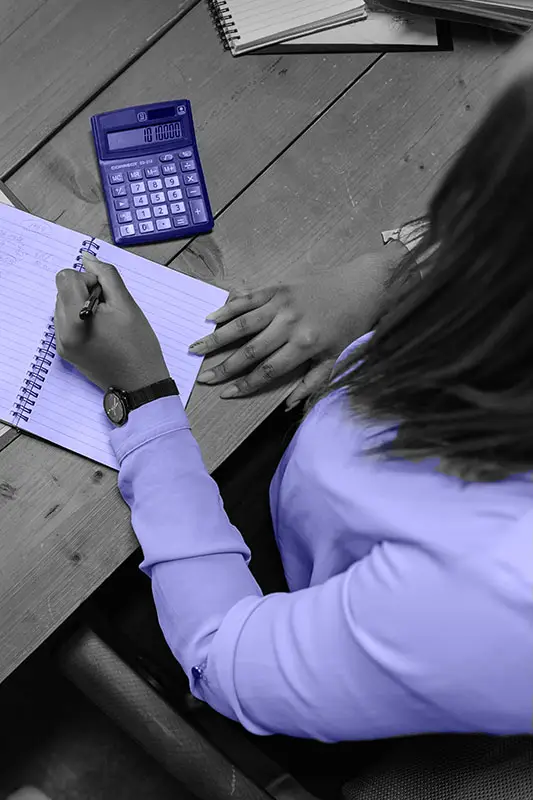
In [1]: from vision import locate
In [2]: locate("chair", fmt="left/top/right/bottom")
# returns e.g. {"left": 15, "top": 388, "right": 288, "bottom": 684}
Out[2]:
{"left": 58, "top": 627, "right": 533, "bottom": 800}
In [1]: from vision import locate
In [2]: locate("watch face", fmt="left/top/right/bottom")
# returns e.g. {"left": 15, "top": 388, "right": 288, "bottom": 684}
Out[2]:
{"left": 104, "top": 390, "right": 127, "bottom": 426}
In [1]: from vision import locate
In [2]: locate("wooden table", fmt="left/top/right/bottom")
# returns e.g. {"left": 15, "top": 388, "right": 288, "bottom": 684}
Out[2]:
{"left": 0, "top": 1, "right": 509, "bottom": 684}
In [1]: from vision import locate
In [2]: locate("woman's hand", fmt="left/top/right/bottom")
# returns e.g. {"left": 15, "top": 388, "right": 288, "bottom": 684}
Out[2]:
{"left": 54, "top": 253, "right": 170, "bottom": 391}
{"left": 190, "top": 248, "right": 403, "bottom": 407}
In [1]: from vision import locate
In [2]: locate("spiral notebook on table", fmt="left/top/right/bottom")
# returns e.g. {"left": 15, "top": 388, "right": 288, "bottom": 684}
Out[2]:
{"left": 208, "top": 0, "right": 367, "bottom": 55}
{"left": 0, "top": 204, "right": 227, "bottom": 469}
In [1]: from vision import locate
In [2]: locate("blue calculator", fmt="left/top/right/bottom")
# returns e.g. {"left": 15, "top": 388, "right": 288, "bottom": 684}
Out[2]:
{"left": 91, "top": 101, "right": 214, "bottom": 246}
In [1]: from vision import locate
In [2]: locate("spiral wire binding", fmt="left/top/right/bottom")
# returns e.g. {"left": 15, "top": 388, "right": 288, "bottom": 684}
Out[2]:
{"left": 206, "top": 0, "right": 240, "bottom": 50}
{"left": 11, "top": 237, "right": 100, "bottom": 425}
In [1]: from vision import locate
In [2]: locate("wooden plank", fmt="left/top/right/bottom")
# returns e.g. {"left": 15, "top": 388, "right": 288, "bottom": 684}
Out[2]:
{"left": 0, "top": 0, "right": 195, "bottom": 176}
{"left": 0, "top": 39, "right": 508, "bottom": 684}
{"left": 7, "top": 1, "right": 379, "bottom": 267}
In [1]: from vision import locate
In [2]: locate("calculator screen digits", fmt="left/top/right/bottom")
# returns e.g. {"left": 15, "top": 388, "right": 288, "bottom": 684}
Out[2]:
{"left": 107, "top": 122, "right": 183, "bottom": 151}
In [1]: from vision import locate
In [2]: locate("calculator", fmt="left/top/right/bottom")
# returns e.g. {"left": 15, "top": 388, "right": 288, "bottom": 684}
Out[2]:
{"left": 91, "top": 101, "right": 214, "bottom": 247}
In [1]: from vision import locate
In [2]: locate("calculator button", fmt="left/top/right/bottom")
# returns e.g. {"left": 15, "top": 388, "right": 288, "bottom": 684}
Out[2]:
{"left": 145, "top": 166, "right": 160, "bottom": 178}
{"left": 128, "top": 169, "right": 143, "bottom": 181}
{"left": 164, "top": 175, "right": 180, "bottom": 188}
{"left": 159, "top": 154, "right": 174, "bottom": 162}
{"left": 112, "top": 185, "right": 127, "bottom": 197}
{"left": 168, "top": 190, "right": 183, "bottom": 202}
{"left": 136, "top": 207, "right": 152, "bottom": 220}
{"left": 147, "top": 179, "right": 163, "bottom": 191}
{"left": 178, "top": 149, "right": 193, "bottom": 159}
{"left": 189, "top": 198, "right": 208, "bottom": 224}
{"left": 186, "top": 185, "right": 202, "bottom": 198}
{"left": 180, "top": 160, "right": 196, "bottom": 172}
{"left": 153, "top": 204, "right": 169, "bottom": 217}
{"left": 183, "top": 172, "right": 199, "bottom": 185}
{"left": 119, "top": 224, "right": 135, "bottom": 237}
{"left": 156, "top": 218, "right": 172, "bottom": 231}
{"left": 133, "top": 194, "right": 149, "bottom": 207}
{"left": 161, "top": 163, "right": 177, "bottom": 175}
{"left": 150, "top": 192, "right": 165, "bottom": 204}
{"left": 170, "top": 201, "right": 186, "bottom": 214}
{"left": 173, "top": 215, "right": 189, "bottom": 227}
{"left": 176, "top": 105, "right": 186, "bottom": 116}
{"left": 109, "top": 172, "right": 124, "bottom": 184}
{"left": 114, "top": 197, "right": 130, "bottom": 210}
{"left": 130, "top": 181, "right": 146, "bottom": 194}
{"left": 139, "top": 221, "right": 155, "bottom": 234}
{"left": 117, "top": 210, "right": 133, "bottom": 223}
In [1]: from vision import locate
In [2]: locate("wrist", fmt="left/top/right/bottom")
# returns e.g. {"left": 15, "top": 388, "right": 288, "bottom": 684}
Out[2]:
{"left": 118, "top": 366, "right": 171, "bottom": 393}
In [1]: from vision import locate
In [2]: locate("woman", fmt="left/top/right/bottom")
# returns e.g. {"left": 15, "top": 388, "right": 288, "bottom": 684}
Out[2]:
{"left": 54, "top": 35, "right": 532, "bottom": 741}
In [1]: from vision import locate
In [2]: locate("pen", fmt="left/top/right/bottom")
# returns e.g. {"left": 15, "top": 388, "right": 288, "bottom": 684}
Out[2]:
{"left": 79, "top": 283, "right": 103, "bottom": 320}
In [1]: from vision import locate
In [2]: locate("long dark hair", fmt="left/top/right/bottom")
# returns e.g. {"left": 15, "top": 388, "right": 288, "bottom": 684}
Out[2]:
{"left": 325, "top": 71, "right": 533, "bottom": 481}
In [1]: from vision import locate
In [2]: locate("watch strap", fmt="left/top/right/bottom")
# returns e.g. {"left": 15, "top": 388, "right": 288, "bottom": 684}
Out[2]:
{"left": 126, "top": 378, "right": 179, "bottom": 411}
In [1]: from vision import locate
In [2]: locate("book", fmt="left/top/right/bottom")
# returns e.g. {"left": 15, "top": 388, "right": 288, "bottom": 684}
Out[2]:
{"left": 398, "top": 0, "right": 533, "bottom": 28}
{"left": 260, "top": 7, "right": 452, "bottom": 53}
{"left": 0, "top": 204, "right": 227, "bottom": 469}
{"left": 0, "top": 181, "right": 26, "bottom": 443}
{"left": 207, "top": 0, "right": 367, "bottom": 55}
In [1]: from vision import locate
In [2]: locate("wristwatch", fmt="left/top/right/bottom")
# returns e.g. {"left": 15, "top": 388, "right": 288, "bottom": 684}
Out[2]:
{"left": 103, "top": 377, "right": 179, "bottom": 426}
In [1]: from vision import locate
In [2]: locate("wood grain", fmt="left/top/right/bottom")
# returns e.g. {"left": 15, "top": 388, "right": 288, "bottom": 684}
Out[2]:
{"left": 0, "top": 38, "right": 509, "bottom": 684}
{"left": 7, "top": 1, "right": 379, "bottom": 266}
{"left": 0, "top": 0, "right": 195, "bottom": 176}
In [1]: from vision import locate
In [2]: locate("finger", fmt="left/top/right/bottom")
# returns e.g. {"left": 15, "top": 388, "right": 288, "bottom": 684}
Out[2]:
{"left": 82, "top": 252, "right": 132, "bottom": 307}
{"left": 206, "top": 287, "right": 276, "bottom": 325}
{"left": 55, "top": 268, "right": 96, "bottom": 306}
{"left": 219, "top": 343, "right": 304, "bottom": 398}
{"left": 190, "top": 303, "right": 277, "bottom": 356}
{"left": 197, "top": 318, "right": 289, "bottom": 385}
{"left": 285, "top": 361, "right": 334, "bottom": 410}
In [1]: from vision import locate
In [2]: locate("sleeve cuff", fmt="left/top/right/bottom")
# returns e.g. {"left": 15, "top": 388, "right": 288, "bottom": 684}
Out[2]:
{"left": 110, "top": 395, "right": 190, "bottom": 464}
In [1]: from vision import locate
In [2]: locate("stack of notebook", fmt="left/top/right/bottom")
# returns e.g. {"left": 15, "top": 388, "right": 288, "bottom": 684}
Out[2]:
{"left": 208, "top": 0, "right": 451, "bottom": 54}
{"left": 398, "top": 0, "right": 533, "bottom": 28}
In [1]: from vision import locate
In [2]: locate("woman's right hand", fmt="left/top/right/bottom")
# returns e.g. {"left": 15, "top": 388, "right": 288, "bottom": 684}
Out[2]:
{"left": 190, "top": 246, "right": 404, "bottom": 407}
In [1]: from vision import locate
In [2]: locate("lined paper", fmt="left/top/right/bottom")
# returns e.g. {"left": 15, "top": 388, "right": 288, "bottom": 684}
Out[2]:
{"left": 0, "top": 205, "right": 227, "bottom": 469}
{"left": 222, "top": 0, "right": 367, "bottom": 54}
{"left": 0, "top": 208, "right": 84, "bottom": 428}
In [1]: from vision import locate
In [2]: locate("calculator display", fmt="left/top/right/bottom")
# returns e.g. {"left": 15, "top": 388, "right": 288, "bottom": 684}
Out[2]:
{"left": 107, "top": 122, "right": 183, "bottom": 151}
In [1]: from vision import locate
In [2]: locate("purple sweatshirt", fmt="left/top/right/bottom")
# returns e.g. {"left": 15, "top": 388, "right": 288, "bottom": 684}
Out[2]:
{"left": 110, "top": 346, "right": 532, "bottom": 742}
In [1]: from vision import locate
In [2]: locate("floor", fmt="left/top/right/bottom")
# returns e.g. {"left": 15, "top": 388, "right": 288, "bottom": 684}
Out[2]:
{"left": 0, "top": 644, "right": 194, "bottom": 800}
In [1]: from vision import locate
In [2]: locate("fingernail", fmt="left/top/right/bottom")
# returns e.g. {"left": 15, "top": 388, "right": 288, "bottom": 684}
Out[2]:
{"left": 220, "top": 385, "right": 239, "bottom": 399}
{"left": 198, "top": 369, "right": 215, "bottom": 383}
{"left": 189, "top": 341, "right": 206, "bottom": 354}
{"left": 205, "top": 311, "right": 218, "bottom": 321}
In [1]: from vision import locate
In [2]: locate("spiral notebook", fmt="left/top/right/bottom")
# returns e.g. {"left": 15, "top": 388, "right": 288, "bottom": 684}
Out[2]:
{"left": 0, "top": 204, "right": 227, "bottom": 470}
{"left": 208, "top": 0, "right": 367, "bottom": 55}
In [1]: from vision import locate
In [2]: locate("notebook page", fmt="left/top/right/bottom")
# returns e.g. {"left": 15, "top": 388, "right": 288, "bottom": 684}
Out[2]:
{"left": 0, "top": 205, "right": 84, "bottom": 428}
{"left": 26, "top": 238, "right": 227, "bottom": 470}
{"left": 226, "top": 0, "right": 366, "bottom": 50}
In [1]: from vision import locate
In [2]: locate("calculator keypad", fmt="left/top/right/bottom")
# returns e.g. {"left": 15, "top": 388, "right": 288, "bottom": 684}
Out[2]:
{"left": 109, "top": 150, "right": 209, "bottom": 240}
